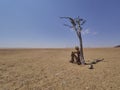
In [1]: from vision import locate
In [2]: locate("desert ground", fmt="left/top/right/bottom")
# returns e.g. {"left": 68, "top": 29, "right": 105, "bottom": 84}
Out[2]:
{"left": 0, "top": 48, "right": 120, "bottom": 90}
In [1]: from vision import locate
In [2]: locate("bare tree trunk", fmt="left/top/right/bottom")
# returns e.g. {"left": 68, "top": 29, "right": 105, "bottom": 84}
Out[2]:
{"left": 79, "top": 32, "right": 84, "bottom": 59}
{"left": 74, "top": 27, "right": 85, "bottom": 64}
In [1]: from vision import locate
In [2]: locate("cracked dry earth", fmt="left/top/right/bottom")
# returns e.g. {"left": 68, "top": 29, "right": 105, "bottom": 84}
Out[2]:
{"left": 0, "top": 48, "right": 120, "bottom": 90}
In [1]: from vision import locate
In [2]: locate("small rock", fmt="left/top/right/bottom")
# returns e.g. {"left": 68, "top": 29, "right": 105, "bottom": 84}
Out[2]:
{"left": 86, "top": 87, "right": 89, "bottom": 90}
{"left": 88, "top": 64, "right": 93, "bottom": 69}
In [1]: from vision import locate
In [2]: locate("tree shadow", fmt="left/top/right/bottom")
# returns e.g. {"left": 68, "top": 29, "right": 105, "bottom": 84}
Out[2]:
{"left": 85, "top": 58, "right": 104, "bottom": 65}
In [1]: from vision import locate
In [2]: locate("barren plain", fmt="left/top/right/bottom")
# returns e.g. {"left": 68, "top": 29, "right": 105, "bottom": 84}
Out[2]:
{"left": 0, "top": 48, "right": 120, "bottom": 90}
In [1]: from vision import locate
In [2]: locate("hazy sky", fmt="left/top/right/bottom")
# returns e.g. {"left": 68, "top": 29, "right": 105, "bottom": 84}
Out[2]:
{"left": 0, "top": 0, "right": 120, "bottom": 48}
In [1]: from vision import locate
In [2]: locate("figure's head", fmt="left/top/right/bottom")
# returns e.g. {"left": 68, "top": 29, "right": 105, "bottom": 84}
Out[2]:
{"left": 75, "top": 46, "right": 79, "bottom": 50}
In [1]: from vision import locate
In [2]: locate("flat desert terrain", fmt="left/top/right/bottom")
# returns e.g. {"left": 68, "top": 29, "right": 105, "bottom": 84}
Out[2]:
{"left": 0, "top": 48, "right": 120, "bottom": 90}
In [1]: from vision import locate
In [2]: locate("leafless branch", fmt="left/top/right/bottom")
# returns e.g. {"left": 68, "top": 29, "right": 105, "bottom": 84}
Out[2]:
{"left": 60, "top": 17, "right": 76, "bottom": 26}
{"left": 63, "top": 24, "right": 73, "bottom": 28}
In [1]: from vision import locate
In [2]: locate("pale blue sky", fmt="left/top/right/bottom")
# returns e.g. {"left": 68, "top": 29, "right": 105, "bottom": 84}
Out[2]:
{"left": 0, "top": 0, "right": 120, "bottom": 48}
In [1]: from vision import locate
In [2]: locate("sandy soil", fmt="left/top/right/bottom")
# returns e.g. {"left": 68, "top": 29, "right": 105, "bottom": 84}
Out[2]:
{"left": 0, "top": 48, "right": 120, "bottom": 90}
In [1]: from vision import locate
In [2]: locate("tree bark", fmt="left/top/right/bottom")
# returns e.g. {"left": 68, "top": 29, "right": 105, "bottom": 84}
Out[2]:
{"left": 79, "top": 32, "right": 84, "bottom": 59}
{"left": 74, "top": 27, "right": 85, "bottom": 64}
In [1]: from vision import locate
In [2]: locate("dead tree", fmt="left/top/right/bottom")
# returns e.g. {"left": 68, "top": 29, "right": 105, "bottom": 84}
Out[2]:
{"left": 60, "top": 16, "right": 86, "bottom": 65}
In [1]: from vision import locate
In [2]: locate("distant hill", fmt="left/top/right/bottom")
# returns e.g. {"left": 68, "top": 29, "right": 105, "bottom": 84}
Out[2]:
{"left": 114, "top": 45, "right": 120, "bottom": 48}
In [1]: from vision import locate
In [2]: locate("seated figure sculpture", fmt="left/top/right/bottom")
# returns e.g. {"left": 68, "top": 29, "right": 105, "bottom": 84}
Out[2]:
{"left": 70, "top": 46, "right": 81, "bottom": 65}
